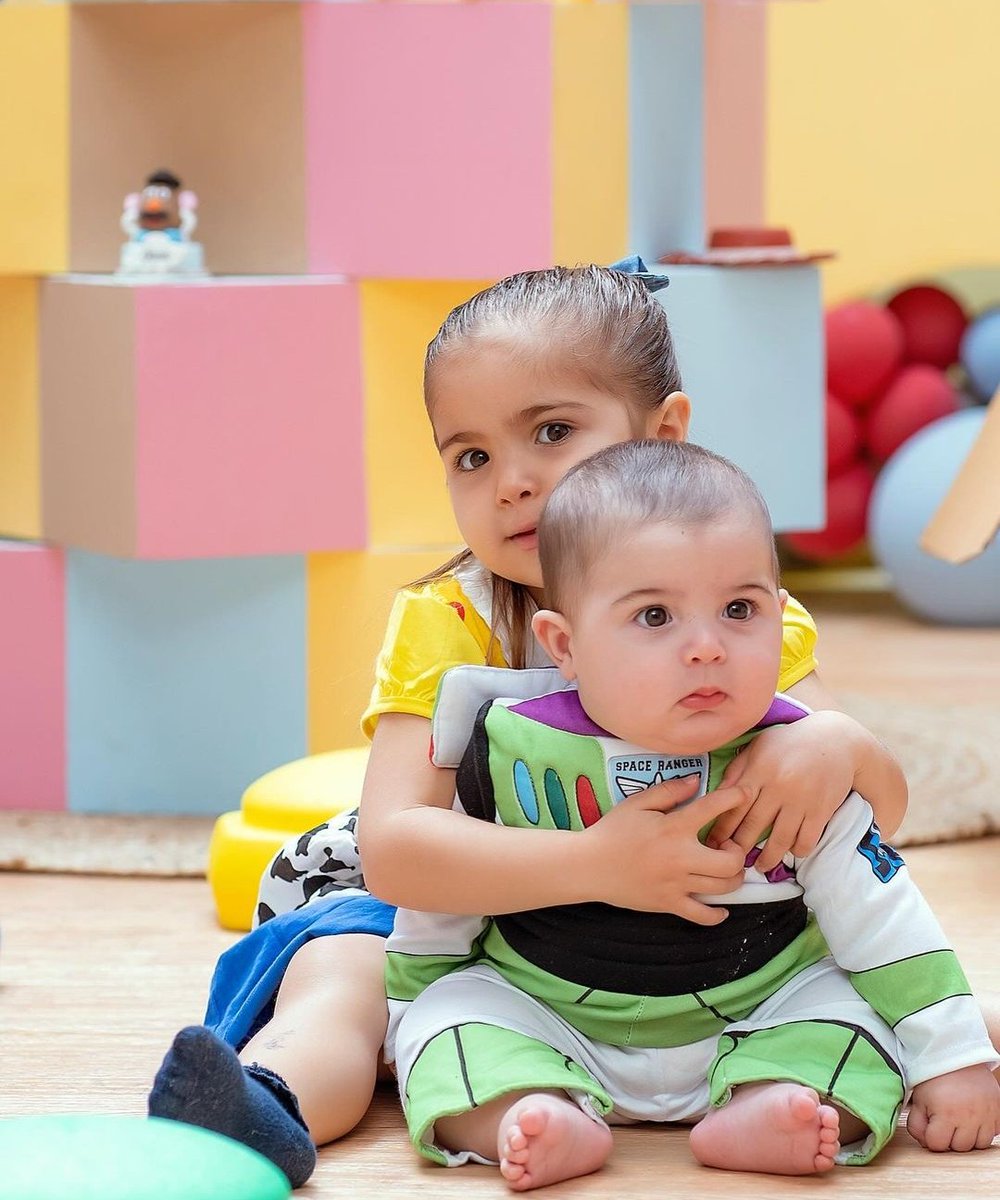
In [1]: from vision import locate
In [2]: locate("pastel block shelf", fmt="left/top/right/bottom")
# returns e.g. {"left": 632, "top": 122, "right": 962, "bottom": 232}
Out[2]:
{"left": 0, "top": 278, "right": 42, "bottom": 541}
{"left": 40, "top": 275, "right": 365, "bottom": 559}
{"left": 67, "top": 549, "right": 308, "bottom": 815}
{"left": 0, "top": 543, "right": 65, "bottom": 812}
{"left": 0, "top": 7, "right": 69, "bottom": 274}
{"left": 361, "top": 279, "right": 485, "bottom": 547}
{"left": 654, "top": 264, "right": 824, "bottom": 532}
{"left": 306, "top": 3, "right": 565, "bottom": 277}
{"left": 2, "top": 2, "right": 778, "bottom": 278}
{"left": 69, "top": 3, "right": 308, "bottom": 275}
{"left": 307, "top": 546, "right": 460, "bottom": 752}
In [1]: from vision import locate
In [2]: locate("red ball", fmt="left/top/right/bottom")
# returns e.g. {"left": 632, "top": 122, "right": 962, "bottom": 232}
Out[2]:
{"left": 783, "top": 462, "right": 876, "bottom": 562}
{"left": 864, "top": 363, "right": 959, "bottom": 462}
{"left": 886, "top": 284, "right": 968, "bottom": 369}
{"left": 826, "top": 391, "right": 863, "bottom": 476}
{"left": 825, "top": 301, "right": 905, "bottom": 407}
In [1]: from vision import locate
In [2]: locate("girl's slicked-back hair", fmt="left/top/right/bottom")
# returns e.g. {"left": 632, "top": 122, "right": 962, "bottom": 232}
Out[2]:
{"left": 539, "top": 439, "right": 778, "bottom": 614}
{"left": 425, "top": 264, "right": 681, "bottom": 413}
{"left": 416, "top": 265, "right": 683, "bottom": 668}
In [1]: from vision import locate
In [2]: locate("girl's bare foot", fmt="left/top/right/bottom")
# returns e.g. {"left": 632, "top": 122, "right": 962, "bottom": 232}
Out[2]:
{"left": 690, "top": 1082, "right": 842, "bottom": 1175}
{"left": 497, "top": 1093, "right": 613, "bottom": 1191}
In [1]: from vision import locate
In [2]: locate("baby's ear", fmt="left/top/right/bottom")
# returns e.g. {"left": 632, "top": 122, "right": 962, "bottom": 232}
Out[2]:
{"left": 531, "top": 609, "right": 577, "bottom": 681}
{"left": 778, "top": 587, "right": 789, "bottom": 612}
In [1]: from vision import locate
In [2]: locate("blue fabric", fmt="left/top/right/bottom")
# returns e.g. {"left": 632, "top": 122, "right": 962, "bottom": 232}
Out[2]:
{"left": 205, "top": 893, "right": 397, "bottom": 1049}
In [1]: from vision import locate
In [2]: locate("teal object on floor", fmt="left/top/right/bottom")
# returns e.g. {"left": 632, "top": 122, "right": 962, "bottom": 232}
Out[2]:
{"left": 0, "top": 1115, "right": 291, "bottom": 1200}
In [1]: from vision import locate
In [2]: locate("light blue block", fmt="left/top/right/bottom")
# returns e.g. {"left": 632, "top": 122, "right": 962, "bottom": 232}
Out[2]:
{"left": 68, "top": 551, "right": 307, "bottom": 815}
{"left": 656, "top": 265, "right": 824, "bottom": 532}
{"left": 629, "top": 4, "right": 704, "bottom": 259}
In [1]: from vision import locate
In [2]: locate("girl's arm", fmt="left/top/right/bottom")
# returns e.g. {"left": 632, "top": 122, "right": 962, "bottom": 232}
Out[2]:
{"left": 707, "top": 669, "right": 908, "bottom": 872}
{"left": 358, "top": 712, "right": 749, "bottom": 921}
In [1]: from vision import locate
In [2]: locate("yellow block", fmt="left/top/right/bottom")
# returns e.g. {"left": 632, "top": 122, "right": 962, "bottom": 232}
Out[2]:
{"left": 767, "top": 0, "right": 1000, "bottom": 303}
{"left": 307, "top": 547, "right": 460, "bottom": 753}
{"left": 208, "top": 749, "right": 368, "bottom": 930}
{"left": 0, "top": 7, "right": 69, "bottom": 273}
{"left": 361, "top": 279, "right": 490, "bottom": 548}
{"left": 0, "top": 279, "right": 41, "bottom": 539}
{"left": 552, "top": 3, "right": 628, "bottom": 267}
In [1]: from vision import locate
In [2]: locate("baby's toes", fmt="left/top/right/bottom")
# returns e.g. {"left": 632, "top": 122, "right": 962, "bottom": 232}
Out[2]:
{"left": 500, "top": 1157, "right": 528, "bottom": 1183}
{"left": 502, "top": 1125, "right": 530, "bottom": 1163}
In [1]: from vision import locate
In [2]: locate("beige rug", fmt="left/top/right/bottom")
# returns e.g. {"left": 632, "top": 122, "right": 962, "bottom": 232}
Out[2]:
{"left": 842, "top": 693, "right": 1000, "bottom": 847}
{"left": 0, "top": 698, "right": 997, "bottom": 877}
{"left": 0, "top": 812, "right": 214, "bottom": 877}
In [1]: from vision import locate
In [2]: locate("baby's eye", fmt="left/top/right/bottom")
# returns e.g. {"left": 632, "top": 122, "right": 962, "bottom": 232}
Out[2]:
{"left": 537, "top": 422, "right": 572, "bottom": 445}
{"left": 456, "top": 448, "right": 489, "bottom": 472}
{"left": 725, "top": 599, "right": 754, "bottom": 620}
{"left": 636, "top": 606, "right": 669, "bottom": 628}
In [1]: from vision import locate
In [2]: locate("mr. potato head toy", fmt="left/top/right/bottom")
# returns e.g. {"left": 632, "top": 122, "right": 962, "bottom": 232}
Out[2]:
{"left": 118, "top": 169, "right": 206, "bottom": 276}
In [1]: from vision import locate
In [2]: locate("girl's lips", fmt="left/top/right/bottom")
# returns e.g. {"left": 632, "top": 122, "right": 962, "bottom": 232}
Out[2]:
{"left": 509, "top": 528, "right": 538, "bottom": 549}
{"left": 679, "top": 690, "right": 727, "bottom": 710}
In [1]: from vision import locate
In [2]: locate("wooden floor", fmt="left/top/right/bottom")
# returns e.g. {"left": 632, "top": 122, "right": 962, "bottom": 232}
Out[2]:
{"left": 2, "top": 594, "right": 999, "bottom": 1197}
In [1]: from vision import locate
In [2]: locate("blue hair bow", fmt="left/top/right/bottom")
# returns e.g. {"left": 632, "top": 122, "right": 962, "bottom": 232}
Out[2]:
{"left": 608, "top": 254, "right": 670, "bottom": 294}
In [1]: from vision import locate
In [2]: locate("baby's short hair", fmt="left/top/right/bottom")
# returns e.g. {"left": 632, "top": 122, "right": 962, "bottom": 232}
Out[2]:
{"left": 538, "top": 439, "right": 778, "bottom": 613}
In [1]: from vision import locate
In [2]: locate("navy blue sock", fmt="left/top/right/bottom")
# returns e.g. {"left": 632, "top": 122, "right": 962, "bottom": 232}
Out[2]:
{"left": 148, "top": 1025, "right": 317, "bottom": 1188}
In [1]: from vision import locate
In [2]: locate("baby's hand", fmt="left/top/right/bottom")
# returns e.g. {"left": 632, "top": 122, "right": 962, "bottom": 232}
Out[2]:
{"left": 587, "top": 777, "right": 748, "bottom": 924}
{"left": 707, "top": 711, "right": 858, "bottom": 873}
{"left": 907, "top": 1064, "right": 1000, "bottom": 1152}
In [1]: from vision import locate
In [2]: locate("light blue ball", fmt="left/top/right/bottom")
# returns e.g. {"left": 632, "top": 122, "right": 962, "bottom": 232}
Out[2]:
{"left": 869, "top": 408, "right": 1000, "bottom": 625}
{"left": 959, "top": 307, "right": 1000, "bottom": 400}
{"left": 0, "top": 1116, "right": 291, "bottom": 1200}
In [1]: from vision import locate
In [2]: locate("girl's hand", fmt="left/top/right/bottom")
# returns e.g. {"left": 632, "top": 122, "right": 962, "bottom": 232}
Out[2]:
{"left": 587, "top": 776, "right": 750, "bottom": 924}
{"left": 706, "top": 711, "right": 860, "bottom": 873}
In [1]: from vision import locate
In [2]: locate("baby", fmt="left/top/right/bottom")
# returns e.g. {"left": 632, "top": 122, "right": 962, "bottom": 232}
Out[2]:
{"left": 384, "top": 438, "right": 1000, "bottom": 1189}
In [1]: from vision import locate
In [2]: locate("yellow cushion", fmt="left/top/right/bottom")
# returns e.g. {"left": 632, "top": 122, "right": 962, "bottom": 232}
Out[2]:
{"left": 207, "top": 748, "right": 369, "bottom": 931}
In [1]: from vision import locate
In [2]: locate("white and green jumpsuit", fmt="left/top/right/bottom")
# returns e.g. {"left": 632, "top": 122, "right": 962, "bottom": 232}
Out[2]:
{"left": 386, "top": 667, "right": 997, "bottom": 1166}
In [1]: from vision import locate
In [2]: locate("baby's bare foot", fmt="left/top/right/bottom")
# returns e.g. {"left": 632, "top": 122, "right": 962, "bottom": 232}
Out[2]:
{"left": 497, "top": 1093, "right": 612, "bottom": 1191}
{"left": 690, "top": 1082, "right": 842, "bottom": 1175}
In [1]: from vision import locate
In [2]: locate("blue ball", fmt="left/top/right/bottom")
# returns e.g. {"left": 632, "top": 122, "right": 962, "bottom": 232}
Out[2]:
{"left": 959, "top": 307, "right": 1000, "bottom": 400}
{"left": 869, "top": 409, "right": 1000, "bottom": 625}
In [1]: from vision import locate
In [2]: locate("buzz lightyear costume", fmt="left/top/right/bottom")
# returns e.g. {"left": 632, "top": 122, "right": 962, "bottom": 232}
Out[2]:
{"left": 386, "top": 666, "right": 998, "bottom": 1167}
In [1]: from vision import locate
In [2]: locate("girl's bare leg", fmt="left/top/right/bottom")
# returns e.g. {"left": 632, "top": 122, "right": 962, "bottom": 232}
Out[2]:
{"left": 149, "top": 933, "right": 388, "bottom": 1186}
{"left": 239, "top": 932, "right": 390, "bottom": 1143}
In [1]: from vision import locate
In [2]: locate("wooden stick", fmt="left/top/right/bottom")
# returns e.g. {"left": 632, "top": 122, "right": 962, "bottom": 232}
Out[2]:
{"left": 920, "top": 388, "right": 1000, "bottom": 564}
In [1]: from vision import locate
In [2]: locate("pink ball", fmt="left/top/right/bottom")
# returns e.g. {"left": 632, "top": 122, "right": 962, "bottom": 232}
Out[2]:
{"left": 886, "top": 284, "right": 968, "bottom": 369}
{"left": 825, "top": 301, "right": 905, "bottom": 407}
{"left": 826, "top": 391, "right": 863, "bottom": 476}
{"left": 864, "top": 364, "right": 959, "bottom": 462}
{"left": 783, "top": 462, "right": 876, "bottom": 562}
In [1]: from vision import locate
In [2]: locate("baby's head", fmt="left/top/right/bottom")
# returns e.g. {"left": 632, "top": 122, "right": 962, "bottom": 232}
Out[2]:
{"left": 425, "top": 265, "right": 682, "bottom": 423}
{"left": 532, "top": 440, "right": 787, "bottom": 755}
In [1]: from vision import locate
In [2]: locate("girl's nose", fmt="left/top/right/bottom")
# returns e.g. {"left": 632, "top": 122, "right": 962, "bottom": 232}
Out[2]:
{"left": 496, "top": 465, "right": 536, "bottom": 505}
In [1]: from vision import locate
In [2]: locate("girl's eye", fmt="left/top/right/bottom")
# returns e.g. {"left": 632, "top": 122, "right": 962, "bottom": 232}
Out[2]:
{"left": 636, "top": 606, "right": 669, "bottom": 628}
{"left": 456, "top": 448, "right": 489, "bottom": 472}
{"left": 537, "top": 423, "right": 572, "bottom": 445}
{"left": 725, "top": 599, "right": 754, "bottom": 620}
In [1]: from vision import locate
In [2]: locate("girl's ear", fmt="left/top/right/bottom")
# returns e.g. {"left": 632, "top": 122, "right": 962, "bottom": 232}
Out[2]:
{"left": 647, "top": 391, "right": 691, "bottom": 442}
{"left": 778, "top": 587, "right": 789, "bottom": 612}
{"left": 531, "top": 609, "right": 577, "bottom": 681}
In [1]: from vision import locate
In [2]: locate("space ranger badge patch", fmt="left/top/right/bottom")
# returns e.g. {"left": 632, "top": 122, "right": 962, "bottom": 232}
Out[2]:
{"left": 606, "top": 751, "right": 709, "bottom": 806}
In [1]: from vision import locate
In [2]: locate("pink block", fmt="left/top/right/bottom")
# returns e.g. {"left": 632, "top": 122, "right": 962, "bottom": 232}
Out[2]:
{"left": 304, "top": 3, "right": 553, "bottom": 278}
{"left": 134, "top": 283, "right": 366, "bottom": 559}
{"left": 0, "top": 543, "right": 66, "bottom": 811}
